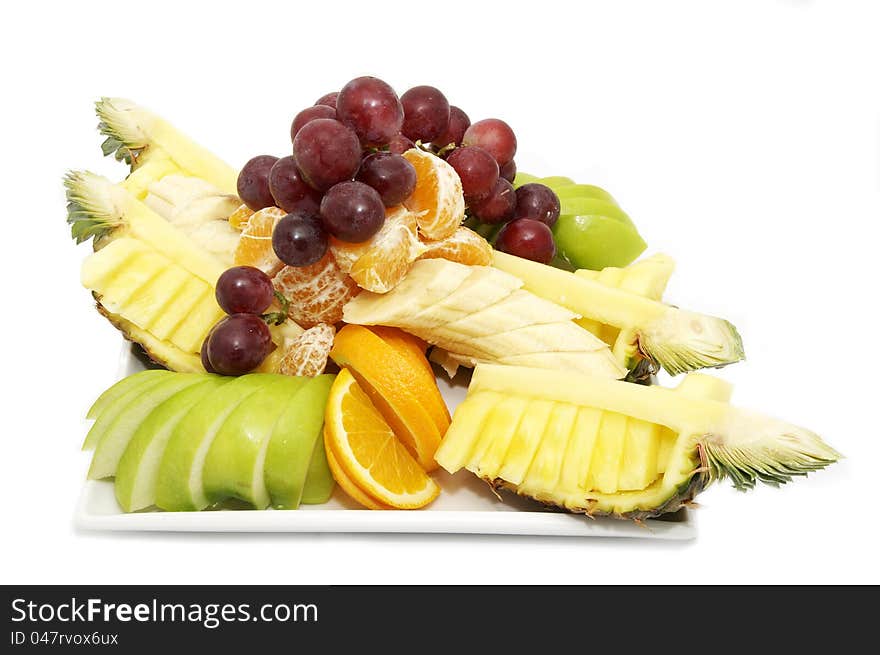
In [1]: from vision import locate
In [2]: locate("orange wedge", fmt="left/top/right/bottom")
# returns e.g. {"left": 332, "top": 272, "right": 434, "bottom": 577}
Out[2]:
{"left": 233, "top": 206, "right": 286, "bottom": 274}
{"left": 330, "top": 325, "right": 448, "bottom": 471}
{"left": 368, "top": 326, "right": 433, "bottom": 379}
{"left": 402, "top": 148, "right": 465, "bottom": 240}
{"left": 419, "top": 225, "right": 493, "bottom": 266}
{"left": 330, "top": 206, "right": 426, "bottom": 293}
{"left": 324, "top": 428, "right": 392, "bottom": 510}
{"left": 324, "top": 369, "right": 440, "bottom": 509}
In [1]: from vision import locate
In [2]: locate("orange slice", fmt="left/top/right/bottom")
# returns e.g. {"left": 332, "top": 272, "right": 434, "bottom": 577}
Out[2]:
{"left": 324, "top": 428, "right": 392, "bottom": 510}
{"left": 279, "top": 323, "right": 335, "bottom": 377}
{"left": 367, "top": 326, "right": 433, "bottom": 378}
{"left": 228, "top": 203, "right": 255, "bottom": 231}
{"left": 233, "top": 206, "right": 286, "bottom": 275}
{"left": 330, "top": 325, "right": 448, "bottom": 471}
{"left": 273, "top": 253, "right": 360, "bottom": 328}
{"left": 330, "top": 206, "right": 426, "bottom": 293}
{"left": 419, "top": 226, "right": 492, "bottom": 266}
{"left": 324, "top": 369, "right": 440, "bottom": 509}
{"left": 402, "top": 148, "right": 465, "bottom": 240}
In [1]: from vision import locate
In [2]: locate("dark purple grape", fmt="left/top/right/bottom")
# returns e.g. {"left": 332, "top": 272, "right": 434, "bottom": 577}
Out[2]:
{"left": 356, "top": 152, "right": 417, "bottom": 207}
{"left": 387, "top": 133, "right": 415, "bottom": 155}
{"left": 499, "top": 159, "right": 517, "bottom": 183}
{"left": 400, "top": 85, "right": 450, "bottom": 143}
{"left": 462, "top": 118, "right": 517, "bottom": 166}
{"left": 433, "top": 106, "right": 470, "bottom": 148}
{"left": 206, "top": 314, "right": 274, "bottom": 376}
{"left": 237, "top": 155, "right": 279, "bottom": 211}
{"left": 290, "top": 105, "right": 337, "bottom": 142}
{"left": 445, "top": 146, "right": 499, "bottom": 200}
{"left": 470, "top": 178, "right": 516, "bottom": 224}
{"left": 215, "top": 266, "right": 275, "bottom": 315}
{"left": 315, "top": 92, "right": 339, "bottom": 109}
{"left": 272, "top": 213, "right": 328, "bottom": 267}
{"left": 200, "top": 332, "right": 217, "bottom": 374}
{"left": 320, "top": 181, "right": 385, "bottom": 243}
{"left": 268, "top": 156, "right": 322, "bottom": 214}
{"left": 336, "top": 76, "right": 404, "bottom": 147}
{"left": 495, "top": 218, "right": 556, "bottom": 264}
{"left": 514, "top": 183, "right": 561, "bottom": 227}
{"left": 292, "top": 118, "right": 361, "bottom": 191}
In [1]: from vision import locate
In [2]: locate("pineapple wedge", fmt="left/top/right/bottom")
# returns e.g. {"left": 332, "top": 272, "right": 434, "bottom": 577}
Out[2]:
{"left": 343, "top": 259, "right": 627, "bottom": 380}
{"left": 493, "top": 250, "right": 744, "bottom": 376}
{"left": 436, "top": 364, "right": 839, "bottom": 519}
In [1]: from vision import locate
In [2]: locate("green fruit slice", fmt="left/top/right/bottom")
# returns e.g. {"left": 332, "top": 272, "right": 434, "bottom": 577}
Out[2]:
{"left": 556, "top": 197, "right": 634, "bottom": 228}
{"left": 536, "top": 176, "right": 575, "bottom": 187}
{"left": 202, "top": 376, "right": 307, "bottom": 509}
{"left": 83, "top": 372, "right": 172, "bottom": 449}
{"left": 154, "top": 374, "right": 272, "bottom": 511}
{"left": 86, "top": 369, "right": 171, "bottom": 421}
{"left": 512, "top": 172, "right": 539, "bottom": 187}
{"left": 88, "top": 374, "right": 207, "bottom": 479}
{"left": 265, "top": 375, "right": 335, "bottom": 509}
{"left": 551, "top": 184, "right": 618, "bottom": 205}
{"left": 552, "top": 214, "right": 647, "bottom": 270}
{"left": 114, "top": 377, "right": 230, "bottom": 512}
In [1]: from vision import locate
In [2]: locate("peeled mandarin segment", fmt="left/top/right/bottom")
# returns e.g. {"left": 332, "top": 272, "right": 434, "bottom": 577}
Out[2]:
{"left": 233, "top": 206, "right": 285, "bottom": 275}
{"left": 228, "top": 203, "right": 255, "bottom": 231}
{"left": 280, "top": 323, "right": 336, "bottom": 377}
{"left": 402, "top": 148, "right": 465, "bottom": 241}
{"left": 325, "top": 370, "right": 439, "bottom": 509}
{"left": 273, "top": 253, "right": 360, "bottom": 328}
{"left": 324, "top": 427, "right": 392, "bottom": 510}
{"left": 419, "top": 226, "right": 493, "bottom": 266}
{"left": 330, "top": 325, "right": 444, "bottom": 471}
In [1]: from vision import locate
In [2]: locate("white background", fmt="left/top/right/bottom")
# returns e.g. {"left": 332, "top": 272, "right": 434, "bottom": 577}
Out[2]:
{"left": 2, "top": 0, "right": 878, "bottom": 585}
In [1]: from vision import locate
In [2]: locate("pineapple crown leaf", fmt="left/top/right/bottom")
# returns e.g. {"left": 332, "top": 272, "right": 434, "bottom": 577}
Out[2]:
{"left": 95, "top": 97, "right": 148, "bottom": 168}
{"left": 64, "top": 170, "right": 123, "bottom": 244}
{"left": 638, "top": 310, "right": 745, "bottom": 376}
{"left": 698, "top": 422, "right": 841, "bottom": 492}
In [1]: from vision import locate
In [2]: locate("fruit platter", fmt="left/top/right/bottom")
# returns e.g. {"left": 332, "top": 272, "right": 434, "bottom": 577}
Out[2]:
{"left": 69, "top": 77, "right": 839, "bottom": 538}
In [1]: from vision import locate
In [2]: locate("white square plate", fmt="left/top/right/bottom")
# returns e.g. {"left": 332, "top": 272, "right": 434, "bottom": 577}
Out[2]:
{"left": 74, "top": 344, "right": 694, "bottom": 540}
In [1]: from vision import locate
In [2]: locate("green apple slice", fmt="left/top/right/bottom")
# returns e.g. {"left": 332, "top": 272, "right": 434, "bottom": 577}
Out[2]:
{"left": 550, "top": 184, "right": 617, "bottom": 205}
{"left": 535, "top": 175, "right": 574, "bottom": 187}
{"left": 556, "top": 197, "right": 635, "bottom": 228}
{"left": 88, "top": 374, "right": 207, "bottom": 479}
{"left": 512, "top": 172, "right": 539, "bottom": 187}
{"left": 553, "top": 213, "right": 647, "bottom": 270}
{"left": 114, "top": 377, "right": 230, "bottom": 512}
{"left": 86, "top": 369, "right": 171, "bottom": 421}
{"left": 155, "top": 374, "right": 272, "bottom": 511}
{"left": 202, "top": 376, "right": 307, "bottom": 509}
{"left": 264, "top": 375, "right": 335, "bottom": 509}
{"left": 300, "top": 439, "right": 335, "bottom": 505}
{"left": 83, "top": 372, "right": 172, "bottom": 449}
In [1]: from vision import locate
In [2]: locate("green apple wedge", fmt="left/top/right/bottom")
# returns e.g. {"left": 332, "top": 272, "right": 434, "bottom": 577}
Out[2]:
{"left": 155, "top": 374, "right": 272, "bottom": 511}
{"left": 552, "top": 213, "right": 647, "bottom": 270}
{"left": 86, "top": 369, "right": 170, "bottom": 420}
{"left": 88, "top": 373, "right": 208, "bottom": 479}
{"left": 202, "top": 376, "right": 308, "bottom": 509}
{"left": 300, "top": 441, "right": 335, "bottom": 504}
{"left": 551, "top": 184, "right": 617, "bottom": 205}
{"left": 553, "top": 197, "right": 635, "bottom": 228}
{"left": 264, "top": 375, "right": 335, "bottom": 509}
{"left": 114, "top": 376, "right": 230, "bottom": 512}
{"left": 83, "top": 371, "right": 173, "bottom": 449}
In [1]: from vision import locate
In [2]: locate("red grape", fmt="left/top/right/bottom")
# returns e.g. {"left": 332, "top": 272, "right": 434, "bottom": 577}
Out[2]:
{"left": 400, "top": 85, "right": 450, "bottom": 143}
{"left": 495, "top": 218, "right": 556, "bottom": 264}
{"left": 356, "top": 152, "right": 417, "bottom": 207}
{"left": 268, "top": 156, "right": 322, "bottom": 214}
{"left": 499, "top": 159, "right": 517, "bottom": 183}
{"left": 272, "top": 213, "right": 328, "bottom": 267}
{"left": 237, "top": 155, "right": 279, "bottom": 211}
{"left": 292, "top": 118, "right": 361, "bottom": 192}
{"left": 206, "top": 314, "right": 274, "bottom": 376}
{"left": 514, "top": 183, "right": 561, "bottom": 227}
{"left": 290, "top": 105, "right": 336, "bottom": 141}
{"left": 320, "top": 181, "right": 385, "bottom": 243}
{"left": 215, "top": 266, "right": 275, "bottom": 315}
{"left": 462, "top": 118, "right": 517, "bottom": 166}
{"left": 470, "top": 178, "right": 516, "bottom": 224}
{"left": 200, "top": 332, "right": 217, "bottom": 374}
{"left": 336, "top": 76, "right": 404, "bottom": 147}
{"left": 433, "top": 105, "right": 470, "bottom": 148}
{"left": 445, "top": 146, "right": 499, "bottom": 200}
{"left": 387, "top": 133, "right": 415, "bottom": 155}
{"left": 315, "top": 92, "right": 339, "bottom": 109}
